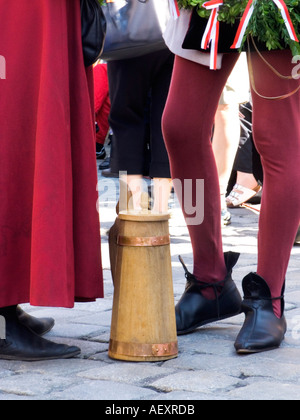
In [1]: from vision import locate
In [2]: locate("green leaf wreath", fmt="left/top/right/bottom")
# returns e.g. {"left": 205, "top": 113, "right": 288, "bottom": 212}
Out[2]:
{"left": 177, "top": 0, "right": 300, "bottom": 55}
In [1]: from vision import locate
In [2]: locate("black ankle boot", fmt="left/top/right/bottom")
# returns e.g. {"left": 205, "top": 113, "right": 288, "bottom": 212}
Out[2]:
{"left": 176, "top": 252, "right": 242, "bottom": 335}
{"left": 0, "top": 306, "right": 81, "bottom": 361}
{"left": 235, "top": 273, "right": 287, "bottom": 354}
{"left": 16, "top": 306, "right": 55, "bottom": 336}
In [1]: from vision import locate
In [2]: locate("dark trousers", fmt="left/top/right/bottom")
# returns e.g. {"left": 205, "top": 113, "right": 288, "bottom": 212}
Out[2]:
{"left": 107, "top": 49, "right": 174, "bottom": 178}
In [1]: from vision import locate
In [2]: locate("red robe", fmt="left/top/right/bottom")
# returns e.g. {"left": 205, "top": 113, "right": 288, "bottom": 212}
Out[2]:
{"left": 94, "top": 63, "right": 111, "bottom": 145}
{"left": 0, "top": 0, "right": 104, "bottom": 308}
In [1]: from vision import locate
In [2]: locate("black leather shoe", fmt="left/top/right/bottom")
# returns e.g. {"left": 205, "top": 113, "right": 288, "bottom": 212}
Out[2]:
{"left": 176, "top": 252, "right": 242, "bottom": 335}
{"left": 235, "top": 273, "right": 287, "bottom": 354}
{"left": 16, "top": 306, "right": 55, "bottom": 336}
{"left": 0, "top": 306, "right": 81, "bottom": 361}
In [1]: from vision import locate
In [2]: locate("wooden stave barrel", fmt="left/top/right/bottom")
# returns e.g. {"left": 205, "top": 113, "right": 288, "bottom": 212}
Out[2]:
{"left": 108, "top": 211, "right": 178, "bottom": 362}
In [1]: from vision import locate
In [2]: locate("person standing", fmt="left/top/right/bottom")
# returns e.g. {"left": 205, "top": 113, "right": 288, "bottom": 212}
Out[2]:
{"left": 0, "top": 0, "right": 103, "bottom": 360}
{"left": 94, "top": 62, "right": 111, "bottom": 160}
{"left": 107, "top": 49, "right": 174, "bottom": 213}
{"left": 163, "top": 4, "right": 300, "bottom": 354}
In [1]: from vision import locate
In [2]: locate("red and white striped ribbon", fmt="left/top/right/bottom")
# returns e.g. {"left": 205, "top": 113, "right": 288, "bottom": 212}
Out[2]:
{"left": 231, "top": 0, "right": 299, "bottom": 49}
{"left": 201, "top": 0, "right": 223, "bottom": 70}
{"left": 273, "top": 0, "right": 299, "bottom": 42}
{"left": 169, "top": 0, "right": 180, "bottom": 19}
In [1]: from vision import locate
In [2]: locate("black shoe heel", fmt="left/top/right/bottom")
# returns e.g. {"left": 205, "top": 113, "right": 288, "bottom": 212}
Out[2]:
{"left": 16, "top": 306, "right": 55, "bottom": 336}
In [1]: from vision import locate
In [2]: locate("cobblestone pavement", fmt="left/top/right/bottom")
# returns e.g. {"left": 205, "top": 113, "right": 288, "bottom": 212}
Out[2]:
{"left": 0, "top": 171, "right": 299, "bottom": 401}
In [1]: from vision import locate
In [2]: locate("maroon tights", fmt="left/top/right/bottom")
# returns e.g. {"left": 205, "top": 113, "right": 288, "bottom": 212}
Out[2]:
{"left": 162, "top": 50, "right": 300, "bottom": 317}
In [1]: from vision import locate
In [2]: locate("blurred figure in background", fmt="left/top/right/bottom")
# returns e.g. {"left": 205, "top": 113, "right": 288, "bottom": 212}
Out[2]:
{"left": 94, "top": 62, "right": 111, "bottom": 161}
{"left": 107, "top": 49, "right": 174, "bottom": 213}
{"left": 212, "top": 54, "right": 250, "bottom": 225}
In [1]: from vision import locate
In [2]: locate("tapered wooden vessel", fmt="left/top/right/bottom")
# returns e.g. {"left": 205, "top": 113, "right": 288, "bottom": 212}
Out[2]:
{"left": 108, "top": 210, "right": 178, "bottom": 362}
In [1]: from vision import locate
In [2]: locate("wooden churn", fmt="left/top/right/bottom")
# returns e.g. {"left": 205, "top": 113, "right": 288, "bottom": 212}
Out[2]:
{"left": 108, "top": 210, "right": 178, "bottom": 362}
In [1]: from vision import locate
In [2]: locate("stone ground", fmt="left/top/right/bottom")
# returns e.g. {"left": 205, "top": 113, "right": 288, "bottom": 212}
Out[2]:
{"left": 0, "top": 169, "right": 299, "bottom": 401}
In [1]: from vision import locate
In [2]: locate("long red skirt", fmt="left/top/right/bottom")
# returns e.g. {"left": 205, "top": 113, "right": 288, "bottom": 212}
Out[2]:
{"left": 0, "top": 0, "right": 104, "bottom": 308}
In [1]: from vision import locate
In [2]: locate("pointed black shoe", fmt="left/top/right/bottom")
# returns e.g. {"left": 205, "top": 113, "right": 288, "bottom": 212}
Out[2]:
{"left": 0, "top": 306, "right": 81, "bottom": 361}
{"left": 176, "top": 252, "right": 242, "bottom": 335}
{"left": 235, "top": 273, "right": 287, "bottom": 354}
{"left": 16, "top": 306, "right": 55, "bottom": 336}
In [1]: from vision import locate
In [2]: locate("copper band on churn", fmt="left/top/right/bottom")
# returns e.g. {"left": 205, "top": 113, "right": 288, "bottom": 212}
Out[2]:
{"left": 117, "top": 235, "right": 170, "bottom": 247}
{"left": 109, "top": 339, "right": 178, "bottom": 358}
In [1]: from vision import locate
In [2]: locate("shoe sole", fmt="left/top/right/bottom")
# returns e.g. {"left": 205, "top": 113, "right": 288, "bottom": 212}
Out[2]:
{"left": 0, "top": 349, "right": 81, "bottom": 362}
{"left": 236, "top": 346, "right": 279, "bottom": 355}
{"left": 177, "top": 310, "right": 242, "bottom": 336}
